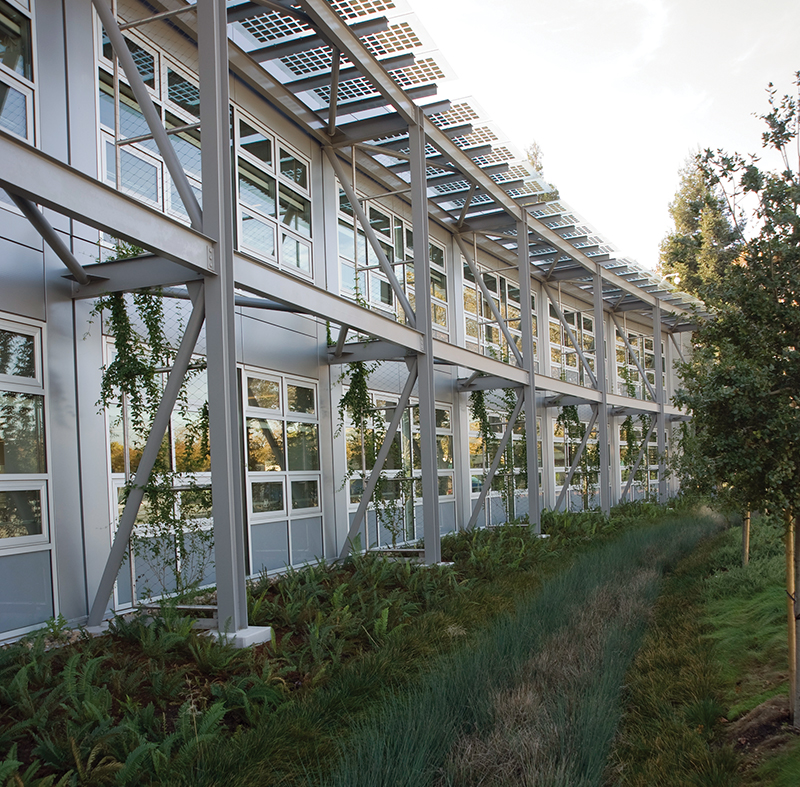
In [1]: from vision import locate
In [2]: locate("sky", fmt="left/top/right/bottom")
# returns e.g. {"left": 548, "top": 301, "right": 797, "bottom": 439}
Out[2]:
{"left": 409, "top": 0, "right": 800, "bottom": 270}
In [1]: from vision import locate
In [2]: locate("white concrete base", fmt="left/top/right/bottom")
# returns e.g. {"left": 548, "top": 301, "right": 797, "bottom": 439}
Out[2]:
{"left": 208, "top": 625, "right": 273, "bottom": 649}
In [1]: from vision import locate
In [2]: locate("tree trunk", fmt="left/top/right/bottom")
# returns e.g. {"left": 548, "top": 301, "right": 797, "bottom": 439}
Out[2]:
{"left": 786, "top": 511, "right": 797, "bottom": 725}
{"left": 742, "top": 510, "right": 751, "bottom": 567}
{"left": 794, "top": 514, "right": 800, "bottom": 728}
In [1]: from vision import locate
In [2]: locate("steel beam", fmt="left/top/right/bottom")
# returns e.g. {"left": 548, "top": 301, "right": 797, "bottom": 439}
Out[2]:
{"left": 466, "top": 392, "right": 524, "bottom": 530}
{"left": 620, "top": 418, "right": 658, "bottom": 501}
{"left": 669, "top": 331, "right": 687, "bottom": 364}
{"left": 0, "top": 131, "right": 212, "bottom": 270}
{"left": 87, "top": 284, "right": 206, "bottom": 627}
{"left": 456, "top": 374, "right": 523, "bottom": 392}
{"left": 198, "top": 0, "right": 249, "bottom": 636}
{"left": 71, "top": 257, "right": 205, "bottom": 298}
{"left": 92, "top": 0, "right": 203, "bottom": 230}
{"left": 609, "top": 312, "right": 658, "bottom": 401}
{"left": 9, "top": 194, "right": 90, "bottom": 285}
{"left": 338, "top": 359, "right": 418, "bottom": 559}
{"left": 327, "top": 341, "right": 411, "bottom": 365}
{"left": 324, "top": 146, "right": 416, "bottom": 326}
{"left": 555, "top": 406, "right": 598, "bottom": 511}
{"left": 542, "top": 282, "right": 598, "bottom": 388}
{"left": 455, "top": 234, "right": 524, "bottom": 367}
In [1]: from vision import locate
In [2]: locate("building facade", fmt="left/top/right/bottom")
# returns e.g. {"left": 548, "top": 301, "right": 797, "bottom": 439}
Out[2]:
{"left": 0, "top": 0, "right": 697, "bottom": 642}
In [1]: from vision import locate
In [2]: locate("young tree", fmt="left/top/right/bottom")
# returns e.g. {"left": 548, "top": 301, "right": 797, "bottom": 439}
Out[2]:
{"left": 659, "top": 156, "right": 741, "bottom": 300}
{"left": 674, "top": 73, "right": 800, "bottom": 724}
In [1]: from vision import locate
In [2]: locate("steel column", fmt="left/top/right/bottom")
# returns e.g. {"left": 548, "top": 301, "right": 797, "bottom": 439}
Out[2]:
{"left": 91, "top": 0, "right": 203, "bottom": 230}
{"left": 87, "top": 284, "right": 206, "bottom": 627}
{"left": 653, "top": 301, "right": 667, "bottom": 501}
{"left": 338, "top": 360, "right": 418, "bottom": 560}
{"left": 455, "top": 234, "right": 525, "bottom": 367}
{"left": 408, "top": 109, "right": 441, "bottom": 564}
{"left": 466, "top": 393, "right": 524, "bottom": 530}
{"left": 198, "top": 0, "right": 248, "bottom": 635}
{"left": 593, "top": 269, "right": 611, "bottom": 513}
{"left": 516, "top": 219, "right": 541, "bottom": 530}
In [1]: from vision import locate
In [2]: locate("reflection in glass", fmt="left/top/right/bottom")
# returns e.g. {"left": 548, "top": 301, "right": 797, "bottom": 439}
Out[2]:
{"left": 291, "top": 479, "right": 318, "bottom": 509}
{"left": 279, "top": 148, "right": 307, "bottom": 189}
{"left": 106, "top": 143, "right": 159, "bottom": 204}
{"left": 240, "top": 120, "right": 271, "bottom": 165}
{"left": 247, "top": 418, "right": 284, "bottom": 471}
{"left": 0, "top": 82, "right": 26, "bottom": 138}
{"left": 167, "top": 69, "right": 200, "bottom": 116}
{"left": 287, "top": 384, "right": 314, "bottom": 414}
{"left": 1, "top": 0, "right": 32, "bottom": 79}
{"left": 239, "top": 160, "right": 276, "bottom": 216}
{"left": 281, "top": 234, "right": 310, "bottom": 274}
{"left": 437, "top": 435, "right": 453, "bottom": 469}
{"left": 0, "top": 391, "right": 44, "bottom": 473}
{"left": 247, "top": 377, "right": 279, "bottom": 410}
{"left": 438, "top": 474, "right": 453, "bottom": 496}
{"left": 252, "top": 481, "right": 283, "bottom": 513}
{"left": 102, "top": 31, "right": 154, "bottom": 86}
{"left": 0, "top": 328, "right": 34, "bottom": 378}
{"left": 279, "top": 184, "right": 311, "bottom": 236}
{"left": 241, "top": 212, "right": 275, "bottom": 258}
{"left": 0, "top": 489, "right": 41, "bottom": 539}
{"left": 286, "top": 422, "right": 319, "bottom": 471}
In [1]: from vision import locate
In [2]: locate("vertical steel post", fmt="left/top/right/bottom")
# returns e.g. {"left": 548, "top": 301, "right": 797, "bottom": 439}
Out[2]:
{"left": 197, "top": 0, "right": 248, "bottom": 635}
{"left": 408, "top": 108, "right": 440, "bottom": 564}
{"left": 653, "top": 300, "right": 667, "bottom": 501}
{"left": 516, "top": 218, "right": 540, "bottom": 530}
{"left": 593, "top": 268, "right": 611, "bottom": 513}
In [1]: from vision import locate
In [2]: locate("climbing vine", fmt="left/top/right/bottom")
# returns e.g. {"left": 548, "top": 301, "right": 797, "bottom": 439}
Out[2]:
{"left": 619, "top": 365, "right": 652, "bottom": 494}
{"left": 93, "top": 242, "right": 212, "bottom": 598}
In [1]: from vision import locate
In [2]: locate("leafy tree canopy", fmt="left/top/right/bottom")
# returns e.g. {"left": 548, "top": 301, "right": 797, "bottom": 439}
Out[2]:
{"left": 674, "top": 73, "right": 800, "bottom": 519}
{"left": 659, "top": 156, "right": 741, "bottom": 300}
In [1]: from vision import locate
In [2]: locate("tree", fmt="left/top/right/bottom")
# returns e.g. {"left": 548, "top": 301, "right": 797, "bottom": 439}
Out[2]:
{"left": 658, "top": 156, "right": 741, "bottom": 300}
{"left": 674, "top": 73, "right": 800, "bottom": 724}
{"left": 526, "top": 140, "right": 560, "bottom": 203}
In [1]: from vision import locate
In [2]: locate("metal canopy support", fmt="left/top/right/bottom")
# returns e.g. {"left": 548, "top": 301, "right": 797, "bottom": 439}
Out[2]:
{"left": 327, "top": 47, "right": 340, "bottom": 136}
{"left": 198, "top": 0, "right": 251, "bottom": 639}
{"left": 323, "top": 147, "right": 416, "bottom": 327}
{"left": 620, "top": 418, "right": 658, "bottom": 501}
{"left": 517, "top": 219, "right": 541, "bottom": 530}
{"left": 92, "top": 0, "right": 203, "bottom": 231}
{"left": 454, "top": 234, "right": 524, "bottom": 367}
{"left": 555, "top": 405, "right": 598, "bottom": 511}
{"left": 8, "top": 194, "right": 90, "bottom": 285}
{"left": 593, "top": 269, "right": 611, "bottom": 513}
{"left": 466, "top": 392, "right": 525, "bottom": 530}
{"left": 653, "top": 301, "right": 667, "bottom": 501}
{"left": 542, "top": 281, "right": 598, "bottom": 387}
{"left": 609, "top": 312, "right": 658, "bottom": 401}
{"left": 669, "top": 331, "right": 686, "bottom": 364}
{"left": 409, "top": 109, "right": 441, "bottom": 565}
{"left": 87, "top": 284, "right": 206, "bottom": 627}
{"left": 338, "top": 360, "right": 418, "bottom": 560}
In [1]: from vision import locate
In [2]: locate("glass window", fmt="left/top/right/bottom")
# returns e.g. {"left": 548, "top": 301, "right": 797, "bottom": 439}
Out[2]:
{"left": 247, "top": 377, "right": 280, "bottom": 410}
{"left": 166, "top": 112, "right": 201, "bottom": 178}
{"left": 286, "top": 422, "right": 319, "bottom": 471}
{"left": 0, "top": 0, "right": 32, "bottom": 80}
{"left": 279, "top": 148, "right": 307, "bottom": 189}
{"left": 240, "top": 119, "right": 271, "bottom": 165}
{"left": 0, "top": 327, "right": 35, "bottom": 378}
{"left": 287, "top": 384, "right": 315, "bottom": 415}
{"left": 430, "top": 269, "right": 447, "bottom": 301}
{"left": 247, "top": 418, "right": 284, "bottom": 471}
{"left": 429, "top": 243, "right": 444, "bottom": 268}
{"left": 0, "top": 488, "right": 41, "bottom": 538}
{"left": 167, "top": 68, "right": 199, "bottom": 117}
{"left": 278, "top": 184, "right": 311, "bottom": 236}
{"left": 252, "top": 481, "right": 284, "bottom": 514}
{"left": 239, "top": 159, "right": 276, "bottom": 217}
{"left": 241, "top": 212, "right": 276, "bottom": 259}
{"left": 0, "top": 391, "right": 45, "bottom": 474}
{"left": 291, "top": 479, "right": 318, "bottom": 510}
{"left": 369, "top": 206, "right": 391, "bottom": 237}
{"left": 101, "top": 31, "right": 155, "bottom": 88}
{"left": 438, "top": 475, "right": 453, "bottom": 497}
{"left": 281, "top": 234, "right": 310, "bottom": 275}
{"left": 0, "top": 80, "right": 27, "bottom": 138}
{"left": 106, "top": 142, "right": 159, "bottom": 204}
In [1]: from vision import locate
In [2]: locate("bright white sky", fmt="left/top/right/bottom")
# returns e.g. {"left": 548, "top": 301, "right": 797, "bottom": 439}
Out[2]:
{"left": 410, "top": 0, "right": 800, "bottom": 270}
